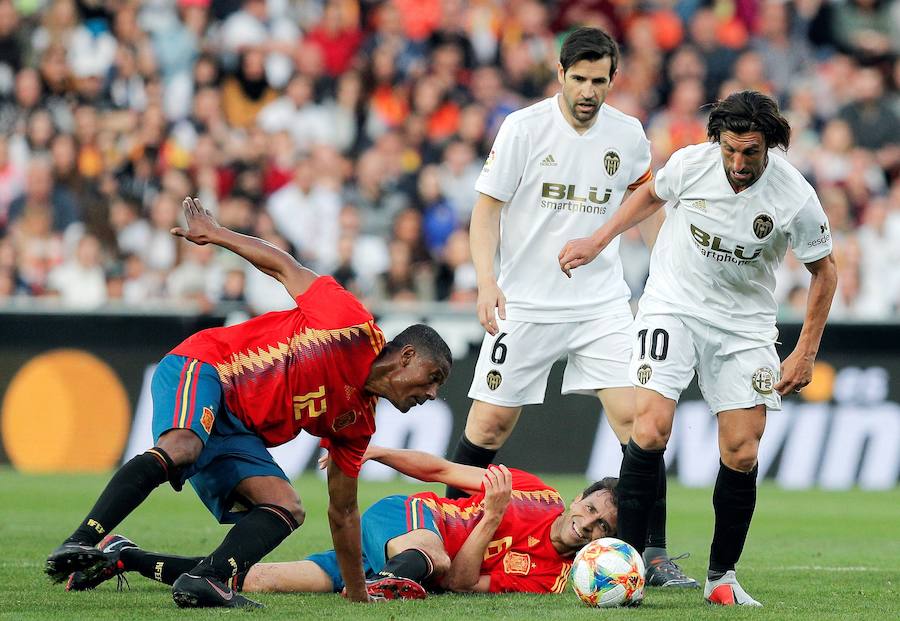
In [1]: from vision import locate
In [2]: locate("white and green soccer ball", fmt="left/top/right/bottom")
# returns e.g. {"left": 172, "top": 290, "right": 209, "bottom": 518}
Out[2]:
{"left": 570, "top": 537, "right": 645, "bottom": 608}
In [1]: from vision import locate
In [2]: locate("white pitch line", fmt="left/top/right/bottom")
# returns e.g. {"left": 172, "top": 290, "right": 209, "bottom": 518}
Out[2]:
{"left": 780, "top": 566, "right": 886, "bottom": 572}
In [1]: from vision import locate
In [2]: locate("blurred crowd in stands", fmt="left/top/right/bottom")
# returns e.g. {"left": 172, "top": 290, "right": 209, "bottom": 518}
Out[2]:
{"left": 0, "top": 0, "right": 898, "bottom": 320}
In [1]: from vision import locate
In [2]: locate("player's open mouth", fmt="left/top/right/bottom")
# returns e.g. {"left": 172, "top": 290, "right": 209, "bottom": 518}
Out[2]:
{"left": 576, "top": 103, "right": 596, "bottom": 113}
{"left": 732, "top": 170, "right": 751, "bottom": 180}
{"left": 572, "top": 522, "right": 585, "bottom": 541}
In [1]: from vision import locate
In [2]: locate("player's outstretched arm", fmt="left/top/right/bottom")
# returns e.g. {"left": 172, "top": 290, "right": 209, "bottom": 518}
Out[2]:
{"left": 325, "top": 460, "right": 369, "bottom": 602}
{"left": 775, "top": 253, "right": 838, "bottom": 396}
{"left": 361, "top": 445, "right": 485, "bottom": 493}
{"left": 171, "top": 196, "right": 318, "bottom": 299}
{"left": 558, "top": 182, "right": 666, "bottom": 277}
{"left": 470, "top": 192, "right": 507, "bottom": 335}
{"left": 441, "top": 465, "right": 512, "bottom": 593}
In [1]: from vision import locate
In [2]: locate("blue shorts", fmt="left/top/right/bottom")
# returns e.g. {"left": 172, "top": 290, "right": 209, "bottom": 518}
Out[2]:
{"left": 307, "top": 495, "right": 441, "bottom": 592}
{"left": 151, "top": 354, "right": 288, "bottom": 524}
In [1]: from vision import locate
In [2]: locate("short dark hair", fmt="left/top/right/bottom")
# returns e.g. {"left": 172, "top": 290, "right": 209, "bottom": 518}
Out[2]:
{"left": 385, "top": 323, "right": 452, "bottom": 369}
{"left": 580, "top": 477, "right": 619, "bottom": 507}
{"left": 707, "top": 90, "right": 791, "bottom": 151}
{"left": 559, "top": 27, "right": 619, "bottom": 78}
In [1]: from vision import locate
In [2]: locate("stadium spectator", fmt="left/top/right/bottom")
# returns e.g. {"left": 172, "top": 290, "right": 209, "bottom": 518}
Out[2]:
{"left": 0, "top": 0, "right": 895, "bottom": 321}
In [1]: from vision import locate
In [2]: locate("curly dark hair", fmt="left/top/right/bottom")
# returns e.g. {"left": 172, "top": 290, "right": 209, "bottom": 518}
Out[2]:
{"left": 707, "top": 90, "right": 791, "bottom": 151}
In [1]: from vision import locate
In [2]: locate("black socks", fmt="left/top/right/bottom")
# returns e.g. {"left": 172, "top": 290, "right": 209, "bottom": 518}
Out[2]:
{"left": 445, "top": 434, "right": 497, "bottom": 499}
{"left": 615, "top": 439, "right": 664, "bottom": 555}
{"left": 65, "top": 449, "right": 173, "bottom": 546}
{"left": 120, "top": 548, "right": 202, "bottom": 585}
{"left": 378, "top": 548, "right": 433, "bottom": 583}
{"left": 190, "top": 504, "right": 299, "bottom": 581}
{"left": 709, "top": 460, "right": 758, "bottom": 574}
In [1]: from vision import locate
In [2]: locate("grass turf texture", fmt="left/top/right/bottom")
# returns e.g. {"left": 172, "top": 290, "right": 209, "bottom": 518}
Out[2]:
{"left": 2, "top": 469, "right": 898, "bottom": 620}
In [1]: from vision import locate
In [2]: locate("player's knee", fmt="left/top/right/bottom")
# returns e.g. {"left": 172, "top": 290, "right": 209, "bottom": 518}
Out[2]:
{"left": 283, "top": 499, "right": 305, "bottom": 526}
{"left": 720, "top": 439, "right": 760, "bottom": 472}
{"left": 632, "top": 412, "right": 671, "bottom": 450}
{"left": 156, "top": 429, "right": 202, "bottom": 466}
{"left": 467, "top": 410, "right": 517, "bottom": 449}
{"left": 428, "top": 549, "right": 452, "bottom": 577}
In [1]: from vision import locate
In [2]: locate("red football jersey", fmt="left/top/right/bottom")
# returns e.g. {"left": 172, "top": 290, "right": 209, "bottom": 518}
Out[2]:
{"left": 412, "top": 470, "right": 572, "bottom": 594}
{"left": 170, "top": 276, "right": 386, "bottom": 477}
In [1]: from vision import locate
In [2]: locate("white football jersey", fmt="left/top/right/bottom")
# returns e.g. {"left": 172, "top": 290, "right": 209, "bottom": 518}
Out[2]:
{"left": 476, "top": 95, "right": 652, "bottom": 322}
{"left": 643, "top": 142, "right": 833, "bottom": 336}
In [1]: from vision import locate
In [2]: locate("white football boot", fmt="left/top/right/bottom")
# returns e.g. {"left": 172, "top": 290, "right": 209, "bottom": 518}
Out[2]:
{"left": 704, "top": 570, "right": 762, "bottom": 606}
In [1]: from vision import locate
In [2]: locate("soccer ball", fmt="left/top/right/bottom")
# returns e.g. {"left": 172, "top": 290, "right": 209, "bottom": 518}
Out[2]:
{"left": 569, "top": 537, "right": 645, "bottom": 608}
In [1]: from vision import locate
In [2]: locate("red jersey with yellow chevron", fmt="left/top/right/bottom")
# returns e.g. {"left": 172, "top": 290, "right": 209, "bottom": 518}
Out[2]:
{"left": 170, "top": 276, "right": 385, "bottom": 477}
{"left": 412, "top": 469, "right": 571, "bottom": 593}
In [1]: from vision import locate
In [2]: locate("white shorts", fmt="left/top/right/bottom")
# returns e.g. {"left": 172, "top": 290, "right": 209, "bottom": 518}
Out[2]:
{"left": 628, "top": 309, "right": 782, "bottom": 414}
{"left": 468, "top": 306, "right": 634, "bottom": 407}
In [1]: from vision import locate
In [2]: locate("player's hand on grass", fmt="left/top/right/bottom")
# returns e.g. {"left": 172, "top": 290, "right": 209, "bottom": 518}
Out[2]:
{"left": 476, "top": 281, "right": 506, "bottom": 335}
{"left": 558, "top": 236, "right": 606, "bottom": 278}
{"left": 774, "top": 349, "right": 815, "bottom": 396}
{"left": 482, "top": 464, "right": 512, "bottom": 519}
{"left": 171, "top": 197, "right": 220, "bottom": 245}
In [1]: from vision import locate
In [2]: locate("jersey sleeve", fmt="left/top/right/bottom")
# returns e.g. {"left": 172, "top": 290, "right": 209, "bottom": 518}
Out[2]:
{"left": 785, "top": 194, "right": 833, "bottom": 263}
{"left": 320, "top": 433, "right": 371, "bottom": 478}
{"left": 294, "top": 276, "right": 373, "bottom": 328}
{"left": 474, "top": 116, "right": 528, "bottom": 202}
{"left": 507, "top": 469, "right": 552, "bottom": 492}
{"left": 627, "top": 127, "right": 653, "bottom": 191}
{"left": 653, "top": 146, "right": 688, "bottom": 202}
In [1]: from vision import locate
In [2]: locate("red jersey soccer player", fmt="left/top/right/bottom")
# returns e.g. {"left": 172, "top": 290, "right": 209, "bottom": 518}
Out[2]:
{"left": 46, "top": 197, "right": 452, "bottom": 608}
{"left": 69, "top": 447, "right": 619, "bottom": 599}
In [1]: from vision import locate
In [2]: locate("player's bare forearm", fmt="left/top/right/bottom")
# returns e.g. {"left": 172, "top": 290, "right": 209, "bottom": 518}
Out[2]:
{"left": 442, "top": 465, "right": 512, "bottom": 593}
{"left": 326, "top": 462, "right": 368, "bottom": 602}
{"left": 796, "top": 253, "right": 838, "bottom": 357}
{"left": 470, "top": 193, "right": 507, "bottom": 333}
{"left": 559, "top": 183, "right": 665, "bottom": 276}
{"left": 441, "top": 511, "right": 502, "bottom": 592}
{"left": 469, "top": 193, "right": 504, "bottom": 285}
{"left": 172, "top": 197, "right": 318, "bottom": 298}
{"left": 637, "top": 206, "right": 666, "bottom": 249}
{"left": 775, "top": 254, "right": 837, "bottom": 395}
{"left": 364, "top": 445, "right": 485, "bottom": 493}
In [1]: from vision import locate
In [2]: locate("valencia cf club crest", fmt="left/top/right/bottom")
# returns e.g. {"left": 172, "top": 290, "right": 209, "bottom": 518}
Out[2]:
{"left": 636, "top": 364, "right": 652, "bottom": 385}
{"left": 486, "top": 370, "right": 503, "bottom": 391}
{"left": 603, "top": 150, "right": 621, "bottom": 177}
{"left": 332, "top": 410, "right": 357, "bottom": 431}
{"left": 752, "top": 367, "right": 775, "bottom": 395}
{"left": 201, "top": 407, "right": 215, "bottom": 434}
{"left": 752, "top": 213, "right": 774, "bottom": 240}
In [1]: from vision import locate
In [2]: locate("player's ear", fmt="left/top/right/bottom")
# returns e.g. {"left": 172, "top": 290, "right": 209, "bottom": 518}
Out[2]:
{"left": 557, "top": 62, "right": 565, "bottom": 86}
{"left": 609, "top": 68, "right": 618, "bottom": 87}
{"left": 399, "top": 344, "right": 415, "bottom": 366}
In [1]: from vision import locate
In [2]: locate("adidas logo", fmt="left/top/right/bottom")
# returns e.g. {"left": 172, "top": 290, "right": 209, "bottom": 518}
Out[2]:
{"left": 540, "top": 154, "right": 558, "bottom": 167}
{"left": 688, "top": 199, "right": 707, "bottom": 212}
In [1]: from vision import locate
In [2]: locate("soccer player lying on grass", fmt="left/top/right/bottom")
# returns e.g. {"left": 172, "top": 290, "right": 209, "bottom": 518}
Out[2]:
{"left": 67, "top": 446, "right": 619, "bottom": 598}
{"left": 46, "top": 198, "right": 452, "bottom": 608}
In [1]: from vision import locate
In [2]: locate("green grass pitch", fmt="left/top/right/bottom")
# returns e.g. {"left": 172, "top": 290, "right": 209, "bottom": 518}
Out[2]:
{"left": 2, "top": 469, "right": 898, "bottom": 620}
